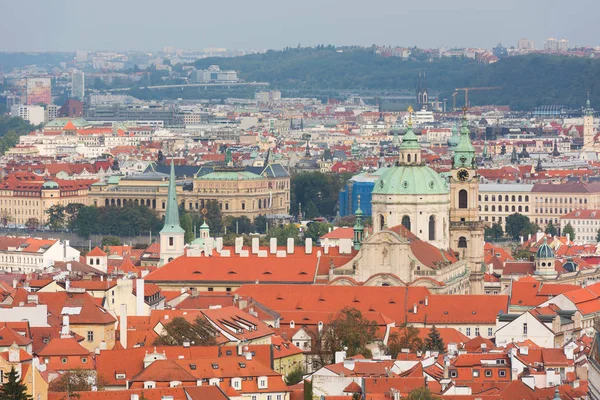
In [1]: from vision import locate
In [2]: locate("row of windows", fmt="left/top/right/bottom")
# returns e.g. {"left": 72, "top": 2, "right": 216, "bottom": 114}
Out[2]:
{"left": 449, "top": 368, "right": 506, "bottom": 378}
{"left": 480, "top": 194, "right": 530, "bottom": 202}
{"left": 481, "top": 205, "right": 529, "bottom": 213}
{"left": 460, "top": 327, "right": 494, "bottom": 337}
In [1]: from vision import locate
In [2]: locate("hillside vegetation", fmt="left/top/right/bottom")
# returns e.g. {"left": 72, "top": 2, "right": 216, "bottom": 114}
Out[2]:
{"left": 193, "top": 47, "right": 599, "bottom": 110}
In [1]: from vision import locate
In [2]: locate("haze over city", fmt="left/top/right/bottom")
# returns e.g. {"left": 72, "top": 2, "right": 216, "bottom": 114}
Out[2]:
{"left": 1, "top": 0, "right": 598, "bottom": 51}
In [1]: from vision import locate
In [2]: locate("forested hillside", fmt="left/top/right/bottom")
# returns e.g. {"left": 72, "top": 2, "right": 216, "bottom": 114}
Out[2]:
{"left": 193, "top": 47, "right": 599, "bottom": 110}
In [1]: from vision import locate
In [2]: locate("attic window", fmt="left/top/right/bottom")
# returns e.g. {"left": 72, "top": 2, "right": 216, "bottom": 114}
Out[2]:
{"left": 239, "top": 362, "right": 246, "bottom": 368}
{"left": 226, "top": 350, "right": 232, "bottom": 356}
{"left": 444, "top": 311, "right": 448, "bottom": 315}
{"left": 227, "top": 271, "right": 237, "bottom": 274}
{"left": 263, "top": 271, "right": 272, "bottom": 275}
{"left": 115, "top": 373, "right": 126, "bottom": 379}
{"left": 189, "top": 364, "right": 196, "bottom": 370}
{"left": 299, "top": 271, "right": 307, "bottom": 275}
{"left": 211, "top": 363, "right": 219, "bottom": 369}
{"left": 472, "top": 311, "right": 476, "bottom": 315}
{"left": 193, "top": 271, "right": 202, "bottom": 274}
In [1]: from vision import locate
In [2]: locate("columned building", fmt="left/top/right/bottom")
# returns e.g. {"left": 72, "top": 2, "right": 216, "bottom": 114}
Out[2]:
{"left": 88, "top": 163, "right": 290, "bottom": 221}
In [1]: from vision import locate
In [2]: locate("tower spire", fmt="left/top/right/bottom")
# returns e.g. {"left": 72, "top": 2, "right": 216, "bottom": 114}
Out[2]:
{"left": 162, "top": 159, "right": 183, "bottom": 232}
{"left": 452, "top": 107, "right": 475, "bottom": 168}
{"left": 399, "top": 106, "right": 421, "bottom": 165}
{"left": 353, "top": 195, "right": 364, "bottom": 250}
{"left": 159, "top": 158, "right": 185, "bottom": 265}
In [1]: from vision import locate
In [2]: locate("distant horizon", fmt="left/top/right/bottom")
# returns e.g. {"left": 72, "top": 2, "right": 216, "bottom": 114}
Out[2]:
{"left": 0, "top": 39, "right": 593, "bottom": 55}
{"left": 1, "top": 0, "right": 597, "bottom": 53}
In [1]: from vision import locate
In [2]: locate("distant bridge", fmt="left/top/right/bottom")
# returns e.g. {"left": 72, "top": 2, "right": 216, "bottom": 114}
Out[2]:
{"left": 108, "top": 82, "right": 270, "bottom": 92}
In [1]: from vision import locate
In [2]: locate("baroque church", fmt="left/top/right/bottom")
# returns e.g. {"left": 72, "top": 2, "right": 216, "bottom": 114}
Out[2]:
{"left": 329, "top": 108, "right": 486, "bottom": 294}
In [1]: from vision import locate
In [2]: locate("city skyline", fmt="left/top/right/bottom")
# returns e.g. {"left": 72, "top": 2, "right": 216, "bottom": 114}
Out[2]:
{"left": 0, "top": 0, "right": 598, "bottom": 52}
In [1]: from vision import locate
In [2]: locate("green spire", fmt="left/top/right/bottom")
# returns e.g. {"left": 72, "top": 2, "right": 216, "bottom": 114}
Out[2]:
{"left": 160, "top": 160, "right": 184, "bottom": 234}
{"left": 400, "top": 106, "right": 420, "bottom": 150}
{"left": 586, "top": 92, "right": 594, "bottom": 116}
{"left": 452, "top": 107, "right": 476, "bottom": 168}
{"left": 353, "top": 195, "right": 364, "bottom": 250}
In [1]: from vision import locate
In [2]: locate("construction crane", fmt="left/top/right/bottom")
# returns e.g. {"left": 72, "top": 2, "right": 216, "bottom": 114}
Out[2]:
{"left": 454, "top": 87, "right": 502, "bottom": 109}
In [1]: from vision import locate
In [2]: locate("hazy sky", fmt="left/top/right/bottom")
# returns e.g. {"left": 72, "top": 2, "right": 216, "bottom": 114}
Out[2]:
{"left": 1, "top": 0, "right": 597, "bottom": 52}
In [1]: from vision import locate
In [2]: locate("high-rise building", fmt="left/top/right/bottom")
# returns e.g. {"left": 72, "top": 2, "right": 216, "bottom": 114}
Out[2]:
{"left": 10, "top": 105, "right": 45, "bottom": 125}
{"left": 25, "top": 76, "right": 52, "bottom": 105}
{"left": 544, "top": 38, "right": 558, "bottom": 51}
{"left": 75, "top": 50, "right": 88, "bottom": 63}
{"left": 558, "top": 39, "right": 569, "bottom": 51}
{"left": 71, "top": 70, "right": 85, "bottom": 100}
{"left": 517, "top": 38, "right": 535, "bottom": 51}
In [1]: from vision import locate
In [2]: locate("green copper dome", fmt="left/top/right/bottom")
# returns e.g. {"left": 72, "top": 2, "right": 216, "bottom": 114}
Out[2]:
{"left": 536, "top": 237, "right": 554, "bottom": 259}
{"left": 373, "top": 165, "right": 448, "bottom": 195}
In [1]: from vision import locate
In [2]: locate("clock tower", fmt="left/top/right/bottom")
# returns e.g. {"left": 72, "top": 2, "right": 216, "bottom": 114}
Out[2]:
{"left": 449, "top": 108, "right": 485, "bottom": 294}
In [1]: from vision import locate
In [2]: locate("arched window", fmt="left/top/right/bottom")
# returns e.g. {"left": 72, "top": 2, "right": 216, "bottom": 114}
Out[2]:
{"left": 429, "top": 216, "right": 436, "bottom": 241}
{"left": 512, "top": 205, "right": 516, "bottom": 212}
{"left": 492, "top": 195, "right": 496, "bottom": 201}
{"left": 492, "top": 205, "right": 496, "bottom": 212}
{"left": 484, "top": 195, "right": 488, "bottom": 202}
{"left": 96, "top": 258, "right": 100, "bottom": 265}
{"left": 459, "top": 190, "right": 468, "bottom": 209}
{"left": 485, "top": 205, "right": 489, "bottom": 211}
{"left": 511, "top": 195, "right": 516, "bottom": 202}
{"left": 505, "top": 205, "right": 509, "bottom": 212}
{"left": 458, "top": 237, "right": 467, "bottom": 248}
{"left": 379, "top": 215, "right": 385, "bottom": 230}
{"left": 402, "top": 215, "right": 411, "bottom": 231}
{"left": 407, "top": 154, "right": 412, "bottom": 163}
{"left": 525, "top": 206, "right": 529, "bottom": 212}
{"left": 518, "top": 206, "right": 522, "bottom": 212}
{"left": 525, "top": 195, "right": 529, "bottom": 202}
{"left": 518, "top": 195, "right": 522, "bottom": 202}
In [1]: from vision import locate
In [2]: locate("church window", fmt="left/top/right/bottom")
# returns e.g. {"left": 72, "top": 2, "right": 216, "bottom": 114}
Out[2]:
{"left": 379, "top": 215, "right": 385, "bottom": 230}
{"left": 429, "top": 216, "right": 436, "bottom": 241}
{"left": 458, "top": 237, "right": 467, "bottom": 248}
{"left": 407, "top": 154, "right": 412, "bottom": 163}
{"left": 402, "top": 216, "right": 411, "bottom": 231}
{"left": 458, "top": 190, "right": 468, "bottom": 209}
{"left": 169, "top": 237, "right": 174, "bottom": 246}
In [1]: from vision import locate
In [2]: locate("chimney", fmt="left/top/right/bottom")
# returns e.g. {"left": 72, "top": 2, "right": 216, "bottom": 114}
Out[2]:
{"left": 323, "top": 238, "right": 330, "bottom": 254}
{"left": 235, "top": 237, "right": 243, "bottom": 254}
{"left": 120, "top": 304, "right": 128, "bottom": 349}
{"left": 251, "top": 237, "right": 259, "bottom": 254}
{"left": 136, "top": 279, "right": 145, "bottom": 316}
{"left": 12, "top": 278, "right": 17, "bottom": 289}
{"left": 343, "top": 358, "right": 355, "bottom": 371}
{"left": 270, "top": 238, "right": 277, "bottom": 254}
{"left": 566, "top": 233, "right": 571, "bottom": 243}
{"left": 287, "top": 238, "right": 294, "bottom": 254}
{"left": 413, "top": 303, "right": 417, "bottom": 314}
{"left": 61, "top": 315, "right": 70, "bottom": 338}
{"left": 424, "top": 296, "right": 429, "bottom": 306}
{"left": 305, "top": 238, "right": 313, "bottom": 254}
{"left": 67, "top": 263, "right": 72, "bottom": 272}
{"left": 65, "top": 279, "right": 71, "bottom": 291}
{"left": 130, "top": 394, "right": 139, "bottom": 400}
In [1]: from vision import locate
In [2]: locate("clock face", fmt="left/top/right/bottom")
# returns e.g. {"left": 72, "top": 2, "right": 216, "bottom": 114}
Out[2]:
{"left": 457, "top": 169, "right": 469, "bottom": 181}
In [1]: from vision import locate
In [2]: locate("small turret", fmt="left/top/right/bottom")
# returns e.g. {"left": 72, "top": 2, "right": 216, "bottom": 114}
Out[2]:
{"left": 399, "top": 106, "right": 421, "bottom": 165}
{"left": 510, "top": 146, "right": 519, "bottom": 164}
{"left": 353, "top": 196, "right": 365, "bottom": 250}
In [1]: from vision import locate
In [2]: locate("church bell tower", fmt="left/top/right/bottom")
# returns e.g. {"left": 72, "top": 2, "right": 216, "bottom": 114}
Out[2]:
{"left": 449, "top": 108, "right": 485, "bottom": 294}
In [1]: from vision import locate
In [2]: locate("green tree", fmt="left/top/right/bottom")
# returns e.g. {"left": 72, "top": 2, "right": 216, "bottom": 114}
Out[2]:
{"left": 181, "top": 213, "right": 194, "bottom": 243}
{"left": 304, "top": 222, "right": 332, "bottom": 243}
{"left": 25, "top": 218, "right": 39, "bottom": 231}
{"left": 267, "top": 224, "right": 301, "bottom": 245}
{"left": 225, "top": 216, "right": 253, "bottom": 235}
{"left": 484, "top": 223, "right": 504, "bottom": 240}
{"left": 253, "top": 215, "right": 268, "bottom": 234}
{"left": 424, "top": 325, "right": 445, "bottom": 353}
{"left": 101, "top": 236, "right": 122, "bottom": 247}
{"left": 46, "top": 204, "right": 67, "bottom": 230}
{"left": 284, "top": 365, "right": 305, "bottom": 386}
{"left": 335, "top": 215, "right": 356, "bottom": 227}
{"left": 407, "top": 387, "right": 438, "bottom": 400}
{"left": 47, "top": 369, "right": 107, "bottom": 393}
{"left": 291, "top": 172, "right": 352, "bottom": 218}
{"left": 505, "top": 213, "right": 537, "bottom": 240}
{"left": 154, "top": 317, "right": 217, "bottom": 346}
{"left": 204, "top": 200, "right": 223, "bottom": 235}
{"left": 563, "top": 223, "right": 575, "bottom": 240}
{"left": 69, "top": 205, "right": 100, "bottom": 238}
{"left": 387, "top": 324, "right": 423, "bottom": 357}
{"left": 545, "top": 221, "right": 557, "bottom": 236}
{"left": 0, "top": 366, "right": 32, "bottom": 399}
{"left": 596, "top": 228, "right": 600, "bottom": 243}
{"left": 324, "top": 307, "right": 378, "bottom": 360}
